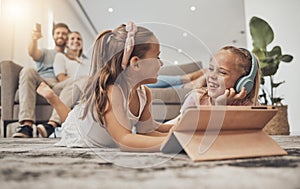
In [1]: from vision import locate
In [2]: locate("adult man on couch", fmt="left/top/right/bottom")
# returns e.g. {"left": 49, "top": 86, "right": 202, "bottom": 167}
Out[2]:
{"left": 12, "top": 23, "right": 70, "bottom": 138}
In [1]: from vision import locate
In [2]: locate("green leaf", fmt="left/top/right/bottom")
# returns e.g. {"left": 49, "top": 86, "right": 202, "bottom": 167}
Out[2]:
{"left": 261, "top": 63, "right": 278, "bottom": 76}
{"left": 252, "top": 47, "right": 265, "bottom": 60}
{"left": 268, "top": 46, "right": 282, "bottom": 57}
{"left": 259, "top": 61, "right": 269, "bottom": 75}
{"left": 272, "top": 81, "right": 285, "bottom": 88}
{"left": 250, "top": 16, "right": 274, "bottom": 49}
{"left": 259, "top": 61, "right": 269, "bottom": 70}
{"left": 280, "top": 54, "right": 293, "bottom": 62}
{"left": 261, "top": 57, "right": 276, "bottom": 64}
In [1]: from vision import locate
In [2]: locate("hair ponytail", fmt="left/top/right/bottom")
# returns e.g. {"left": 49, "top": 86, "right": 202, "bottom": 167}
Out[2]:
{"left": 80, "top": 30, "right": 112, "bottom": 123}
{"left": 81, "top": 23, "right": 156, "bottom": 125}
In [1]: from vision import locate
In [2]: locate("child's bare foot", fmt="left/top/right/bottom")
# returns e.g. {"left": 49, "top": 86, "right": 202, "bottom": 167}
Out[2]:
{"left": 37, "top": 82, "right": 56, "bottom": 102}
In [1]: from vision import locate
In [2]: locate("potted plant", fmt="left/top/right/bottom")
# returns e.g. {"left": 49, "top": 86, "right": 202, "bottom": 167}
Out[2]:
{"left": 249, "top": 16, "right": 293, "bottom": 135}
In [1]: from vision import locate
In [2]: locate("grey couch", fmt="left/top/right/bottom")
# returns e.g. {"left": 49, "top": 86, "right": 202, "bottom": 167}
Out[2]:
{"left": 1, "top": 61, "right": 54, "bottom": 137}
{"left": 0, "top": 60, "right": 202, "bottom": 137}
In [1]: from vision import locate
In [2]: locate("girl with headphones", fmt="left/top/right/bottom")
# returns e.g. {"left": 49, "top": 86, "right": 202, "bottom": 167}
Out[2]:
{"left": 167, "top": 46, "right": 260, "bottom": 124}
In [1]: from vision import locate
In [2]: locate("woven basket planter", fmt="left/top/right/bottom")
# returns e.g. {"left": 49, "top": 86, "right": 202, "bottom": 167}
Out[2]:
{"left": 263, "top": 105, "right": 290, "bottom": 135}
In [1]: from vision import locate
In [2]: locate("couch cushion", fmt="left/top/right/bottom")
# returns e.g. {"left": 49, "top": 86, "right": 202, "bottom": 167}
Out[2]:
{"left": 13, "top": 104, "right": 53, "bottom": 120}
{"left": 158, "top": 61, "right": 202, "bottom": 75}
{"left": 150, "top": 88, "right": 192, "bottom": 121}
{"left": 150, "top": 88, "right": 191, "bottom": 104}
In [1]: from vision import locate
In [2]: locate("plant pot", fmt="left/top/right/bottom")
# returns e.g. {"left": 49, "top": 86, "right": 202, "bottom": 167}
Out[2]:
{"left": 263, "top": 105, "right": 290, "bottom": 135}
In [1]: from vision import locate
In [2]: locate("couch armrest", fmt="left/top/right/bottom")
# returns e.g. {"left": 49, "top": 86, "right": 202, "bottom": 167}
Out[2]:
{"left": 150, "top": 88, "right": 192, "bottom": 121}
{"left": 1, "top": 61, "right": 23, "bottom": 120}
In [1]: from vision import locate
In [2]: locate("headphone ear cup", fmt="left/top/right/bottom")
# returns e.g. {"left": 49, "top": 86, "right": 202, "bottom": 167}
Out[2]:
{"left": 235, "top": 48, "right": 259, "bottom": 95}
{"left": 235, "top": 77, "right": 254, "bottom": 94}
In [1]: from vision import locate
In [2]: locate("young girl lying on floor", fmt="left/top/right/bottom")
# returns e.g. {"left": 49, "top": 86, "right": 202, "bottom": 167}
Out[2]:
{"left": 37, "top": 23, "right": 259, "bottom": 151}
{"left": 38, "top": 22, "right": 174, "bottom": 151}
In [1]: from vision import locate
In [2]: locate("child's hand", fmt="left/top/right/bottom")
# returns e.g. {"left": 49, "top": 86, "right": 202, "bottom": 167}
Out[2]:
{"left": 215, "top": 87, "right": 247, "bottom": 105}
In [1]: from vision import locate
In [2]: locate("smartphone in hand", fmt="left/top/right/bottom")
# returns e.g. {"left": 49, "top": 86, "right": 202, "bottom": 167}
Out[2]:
{"left": 35, "top": 23, "right": 41, "bottom": 32}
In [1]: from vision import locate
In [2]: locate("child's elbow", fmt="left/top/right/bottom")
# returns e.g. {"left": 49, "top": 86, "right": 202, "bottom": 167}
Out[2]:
{"left": 114, "top": 134, "right": 134, "bottom": 152}
{"left": 119, "top": 144, "right": 131, "bottom": 152}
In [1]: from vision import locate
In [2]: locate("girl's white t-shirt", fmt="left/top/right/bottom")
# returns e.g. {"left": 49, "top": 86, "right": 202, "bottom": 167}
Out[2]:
{"left": 55, "top": 85, "right": 157, "bottom": 148}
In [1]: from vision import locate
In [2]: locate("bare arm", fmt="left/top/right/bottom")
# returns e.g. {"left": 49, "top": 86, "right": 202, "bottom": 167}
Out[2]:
{"left": 105, "top": 85, "right": 166, "bottom": 152}
{"left": 141, "top": 86, "right": 174, "bottom": 133}
{"left": 56, "top": 73, "right": 70, "bottom": 82}
{"left": 141, "top": 130, "right": 168, "bottom": 137}
{"left": 156, "top": 123, "right": 173, "bottom": 133}
{"left": 28, "top": 30, "right": 43, "bottom": 61}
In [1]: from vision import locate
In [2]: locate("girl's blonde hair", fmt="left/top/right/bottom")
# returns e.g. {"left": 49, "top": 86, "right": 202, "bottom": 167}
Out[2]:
{"left": 221, "top": 46, "right": 260, "bottom": 105}
{"left": 81, "top": 24, "right": 156, "bottom": 124}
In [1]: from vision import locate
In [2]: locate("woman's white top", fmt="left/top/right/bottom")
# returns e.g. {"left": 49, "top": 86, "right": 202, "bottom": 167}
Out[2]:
{"left": 55, "top": 85, "right": 156, "bottom": 148}
{"left": 53, "top": 52, "right": 90, "bottom": 80}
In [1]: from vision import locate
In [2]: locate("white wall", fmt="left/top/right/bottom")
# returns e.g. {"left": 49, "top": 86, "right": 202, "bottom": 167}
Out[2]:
{"left": 0, "top": 0, "right": 95, "bottom": 67}
{"left": 244, "top": 0, "right": 300, "bottom": 135}
{"left": 79, "top": 0, "right": 247, "bottom": 66}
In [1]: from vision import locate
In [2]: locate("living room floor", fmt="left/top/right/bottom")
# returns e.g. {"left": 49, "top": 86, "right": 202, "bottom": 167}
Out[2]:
{"left": 0, "top": 136, "right": 299, "bottom": 189}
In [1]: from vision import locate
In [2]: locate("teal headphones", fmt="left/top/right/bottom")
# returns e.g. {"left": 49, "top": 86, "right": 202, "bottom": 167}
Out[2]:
{"left": 234, "top": 48, "right": 258, "bottom": 94}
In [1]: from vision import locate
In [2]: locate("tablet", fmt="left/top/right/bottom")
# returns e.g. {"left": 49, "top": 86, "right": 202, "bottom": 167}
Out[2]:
{"left": 174, "top": 106, "right": 278, "bottom": 132}
{"left": 161, "top": 106, "right": 287, "bottom": 161}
